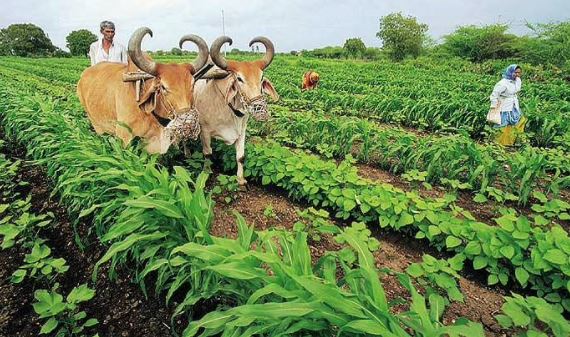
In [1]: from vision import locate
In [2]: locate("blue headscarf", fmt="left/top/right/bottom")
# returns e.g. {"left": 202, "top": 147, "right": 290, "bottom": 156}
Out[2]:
{"left": 502, "top": 64, "right": 519, "bottom": 80}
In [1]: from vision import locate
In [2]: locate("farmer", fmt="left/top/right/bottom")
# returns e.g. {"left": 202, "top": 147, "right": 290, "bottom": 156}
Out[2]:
{"left": 489, "top": 64, "right": 527, "bottom": 146}
{"left": 302, "top": 70, "right": 320, "bottom": 91}
{"left": 88, "top": 20, "right": 128, "bottom": 66}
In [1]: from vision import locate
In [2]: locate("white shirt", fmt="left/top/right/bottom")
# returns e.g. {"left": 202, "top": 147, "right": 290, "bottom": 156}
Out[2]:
{"left": 490, "top": 77, "right": 522, "bottom": 112}
{"left": 89, "top": 39, "right": 128, "bottom": 66}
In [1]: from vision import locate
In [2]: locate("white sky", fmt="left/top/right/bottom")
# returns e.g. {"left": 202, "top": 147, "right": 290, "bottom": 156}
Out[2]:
{"left": 1, "top": 0, "right": 568, "bottom": 52}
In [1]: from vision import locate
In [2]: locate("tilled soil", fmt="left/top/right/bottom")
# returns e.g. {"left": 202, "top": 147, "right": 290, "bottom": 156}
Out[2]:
{"left": 210, "top": 182, "right": 508, "bottom": 336}
{"left": 0, "top": 142, "right": 181, "bottom": 337}
{"left": 2, "top": 134, "right": 508, "bottom": 337}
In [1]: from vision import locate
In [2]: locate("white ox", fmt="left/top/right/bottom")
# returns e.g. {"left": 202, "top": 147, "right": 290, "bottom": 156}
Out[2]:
{"left": 193, "top": 36, "right": 279, "bottom": 185}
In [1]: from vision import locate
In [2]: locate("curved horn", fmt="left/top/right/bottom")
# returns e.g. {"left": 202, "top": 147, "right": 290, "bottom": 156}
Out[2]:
{"left": 249, "top": 36, "right": 274, "bottom": 69}
{"left": 210, "top": 36, "right": 232, "bottom": 70}
{"left": 128, "top": 27, "right": 157, "bottom": 75}
{"left": 179, "top": 34, "right": 209, "bottom": 73}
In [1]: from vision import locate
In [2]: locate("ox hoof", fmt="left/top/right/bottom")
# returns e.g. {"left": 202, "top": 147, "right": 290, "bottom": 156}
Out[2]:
{"left": 238, "top": 177, "right": 248, "bottom": 187}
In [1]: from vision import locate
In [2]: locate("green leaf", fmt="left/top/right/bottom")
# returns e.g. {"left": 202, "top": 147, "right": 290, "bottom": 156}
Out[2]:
{"left": 544, "top": 249, "right": 567, "bottom": 265}
{"left": 261, "top": 176, "right": 271, "bottom": 185}
{"left": 67, "top": 284, "right": 95, "bottom": 304}
{"left": 124, "top": 197, "right": 183, "bottom": 219}
{"left": 473, "top": 256, "right": 488, "bottom": 270}
{"left": 428, "top": 225, "right": 441, "bottom": 237}
{"left": 515, "top": 268, "right": 529, "bottom": 286}
{"left": 494, "top": 314, "right": 513, "bottom": 328}
{"left": 398, "top": 212, "right": 414, "bottom": 227}
{"left": 445, "top": 236, "right": 462, "bottom": 248}
{"left": 473, "top": 194, "right": 487, "bottom": 203}
{"left": 496, "top": 216, "right": 515, "bottom": 232}
{"left": 488, "top": 274, "right": 499, "bottom": 285}
{"left": 429, "top": 293, "right": 445, "bottom": 322}
{"left": 343, "top": 199, "right": 356, "bottom": 212}
{"left": 406, "top": 263, "right": 424, "bottom": 278}
{"left": 502, "top": 301, "right": 531, "bottom": 326}
{"left": 464, "top": 241, "right": 481, "bottom": 255}
{"left": 11, "top": 269, "right": 26, "bottom": 283}
{"left": 500, "top": 246, "right": 515, "bottom": 259}
{"left": 40, "top": 317, "right": 59, "bottom": 334}
{"left": 83, "top": 318, "right": 99, "bottom": 327}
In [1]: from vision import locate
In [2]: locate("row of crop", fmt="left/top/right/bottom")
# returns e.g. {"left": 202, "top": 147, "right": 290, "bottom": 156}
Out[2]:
{"left": 4, "top": 62, "right": 570, "bottom": 337}
{"left": 2, "top": 60, "right": 568, "bottom": 206}
{"left": 216, "top": 139, "right": 570, "bottom": 312}
{"left": 0, "top": 140, "right": 100, "bottom": 336}
{"left": 3, "top": 56, "right": 569, "bottom": 151}
{"left": 263, "top": 57, "right": 570, "bottom": 149}
{"left": 2, "top": 61, "right": 565, "bottom": 236}
{"left": 0, "top": 68, "right": 492, "bottom": 336}
{"left": 251, "top": 105, "right": 570, "bottom": 206}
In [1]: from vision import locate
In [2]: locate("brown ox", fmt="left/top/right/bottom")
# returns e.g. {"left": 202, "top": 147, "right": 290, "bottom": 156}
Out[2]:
{"left": 193, "top": 36, "right": 279, "bottom": 185}
{"left": 301, "top": 70, "right": 320, "bottom": 91}
{"left": 77, "top": 27, "right": 208, "bottom": 153}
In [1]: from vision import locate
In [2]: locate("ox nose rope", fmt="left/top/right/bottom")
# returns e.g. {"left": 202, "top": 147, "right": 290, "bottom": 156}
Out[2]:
{"left": 215, "top": 74, "right": 270, "bottom": 121}
{"left": 155, "top": 85, "right": 201, "bottom": 142}
{"left": 164, "top": 107, "right": 201, "bottom": 144}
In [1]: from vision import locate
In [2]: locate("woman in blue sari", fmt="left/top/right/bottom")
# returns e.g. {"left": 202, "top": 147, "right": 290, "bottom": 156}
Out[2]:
{"left": 489, "top": 64, "right": 527, "bottom": 146}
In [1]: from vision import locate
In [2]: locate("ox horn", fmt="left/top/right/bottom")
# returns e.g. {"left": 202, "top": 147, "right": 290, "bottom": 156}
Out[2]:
{"left": 249, "top": 36, "right": 274, "bottom": 69}
{"left": 128, "top": 27, "right": 158, "bottom": 76}
{"left": 179, "top": 34, "right": 209, "bottom": 73}
{"left": 210, "top": 36, "right": 233, "bottom": 70}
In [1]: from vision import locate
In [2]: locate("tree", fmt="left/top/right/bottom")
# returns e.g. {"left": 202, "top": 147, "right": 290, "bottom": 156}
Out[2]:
{"left": 516, "top": 21, "right": 570, "bottom": 66}
{"left": 343, "top": 38, "right": 366, "bottom": 58}
{"left": 376, "top": 12, "right": 428, "bottom": 61}
{"left": 66, "top": 29, "right": 97, "bottom": 57}
{"left": 442, "top": 24, "right": 517, "bottom": 62}
{"left": 170, "top": 47, "right": 182, "bottom": 55}
{"left": 0, "top": 23, "right": 55, "bottom": 56}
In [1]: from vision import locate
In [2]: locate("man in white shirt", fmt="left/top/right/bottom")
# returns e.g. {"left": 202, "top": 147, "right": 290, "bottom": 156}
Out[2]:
{"left": 88, "top": 21, "right": 127, "bottom": 66}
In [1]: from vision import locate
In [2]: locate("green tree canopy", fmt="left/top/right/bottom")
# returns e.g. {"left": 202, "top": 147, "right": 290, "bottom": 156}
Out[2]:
{"left": 66, "top": 29, "right": 97, "bottom": 57}
{"left": 376, "top": 12, "right": 428, "bottom": 61}
{"left": 170, "top": 47, "right": 183, "bottom": 55}
{"left": 343, "top": 38, "right": 366, "bottom": 58}
{"left": 442, "top": 24, "right": 517, "bottom": 62}
{"left": 0, "top": 23, "right": 55, "bottom": 56}
{"left": 517, "top": 21, "right": 570, "bottom": 67}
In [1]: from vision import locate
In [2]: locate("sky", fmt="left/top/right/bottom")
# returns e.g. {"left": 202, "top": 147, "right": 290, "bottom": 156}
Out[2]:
{"left": 1, "top": 0, "right": 569, "bottom": 53}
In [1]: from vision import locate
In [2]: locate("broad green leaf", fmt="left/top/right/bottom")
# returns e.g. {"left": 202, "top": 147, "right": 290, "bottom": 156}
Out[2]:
{"left": 515, "top": 268, "right": 529, "bottom": 286}
{"left": 67, "top": 284, "right": 95, "bottom": 304}
{"left": 445, "top": 236, "right": 462, "bottom": 248}
{"left": 40, "top": 317, "right": 58, "bottom": 334}
{"left": 544, "top": 249, "right": 567, "bottom": 265}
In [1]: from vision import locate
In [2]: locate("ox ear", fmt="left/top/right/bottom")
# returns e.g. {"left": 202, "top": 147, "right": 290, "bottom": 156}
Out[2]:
{"left": 262, "top": 79, "right": 279, "bottom": 101}
{"left": 138, "top": 80, "right": 159, "bottom": 114}
{"left": 225, "top": 77, "right": 239, "bottom": 104}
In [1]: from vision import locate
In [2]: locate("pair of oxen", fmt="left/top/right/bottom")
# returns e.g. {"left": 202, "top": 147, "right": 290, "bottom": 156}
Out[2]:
{"left": 77, "top": 27, "right": 279, "bottom": 186}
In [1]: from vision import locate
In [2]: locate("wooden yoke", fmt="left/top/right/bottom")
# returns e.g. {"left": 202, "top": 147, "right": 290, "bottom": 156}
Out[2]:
{"left": 122, "top": 72, "right": 155, "bottom": 102}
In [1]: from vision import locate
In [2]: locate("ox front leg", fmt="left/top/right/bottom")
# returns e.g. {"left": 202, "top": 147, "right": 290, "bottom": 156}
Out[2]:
{"left": 115, "top": 124, "right": 134, "bottom": 149}
{"left": 235, "top": 133, "right": 247, "bottom": 186}
{"left": 200, "top": 131, "right": 213, "bottom": 173}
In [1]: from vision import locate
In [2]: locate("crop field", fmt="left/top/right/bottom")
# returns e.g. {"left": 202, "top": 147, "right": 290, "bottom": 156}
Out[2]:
{"left": 1, "top": 55, "right": 569, "bottom": 337}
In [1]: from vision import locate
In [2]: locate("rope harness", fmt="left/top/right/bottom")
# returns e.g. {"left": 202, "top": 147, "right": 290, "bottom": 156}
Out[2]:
{"left": 136, "top": 75, "right": 201, "bottom": 143}
{"left": 217, "top": 74, "right": 269, "bottom": 121}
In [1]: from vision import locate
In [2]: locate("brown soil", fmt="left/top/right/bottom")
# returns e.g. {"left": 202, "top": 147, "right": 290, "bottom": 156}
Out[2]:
{"left": 0, "top": 142, "right": 181, "bottom": 337}
{"left": 210, "top": 180, "right": 508, "bottom": 336}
